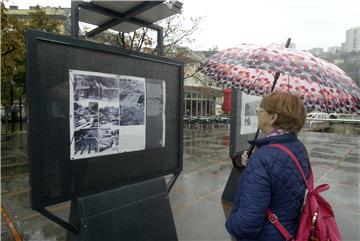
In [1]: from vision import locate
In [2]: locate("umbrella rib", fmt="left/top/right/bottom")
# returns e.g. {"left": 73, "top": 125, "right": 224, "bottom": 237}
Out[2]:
{"left": 249, "top": 69, "right": 265, "bottom": 94}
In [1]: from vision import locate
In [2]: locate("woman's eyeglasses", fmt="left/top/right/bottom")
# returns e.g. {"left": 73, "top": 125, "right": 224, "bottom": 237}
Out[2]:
{"left": 255, "top": 106, "right": 265, "bottom": 114}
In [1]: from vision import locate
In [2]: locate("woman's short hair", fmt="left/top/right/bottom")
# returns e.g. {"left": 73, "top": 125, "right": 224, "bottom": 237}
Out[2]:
{"left": 260, "top": 92, "right": 306, "bottom": 134}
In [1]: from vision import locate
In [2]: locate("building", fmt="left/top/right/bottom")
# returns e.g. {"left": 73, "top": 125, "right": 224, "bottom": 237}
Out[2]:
{"left": 178, "top": 49, "right": 224, "bottom": 117}
{"left": 6, "top": 5, "right": 126, "bottom": 45}
{"left": 6, "top": 5, "right": 71, "bottom": 34}
{"left": 344, "top": 27, "right": 360, "bottom": 52}
{"left": 328, "top": 46, "right": 341, "bottom": 54}
{"left": 309, "top": 47, "right": 324, "bottom": 56}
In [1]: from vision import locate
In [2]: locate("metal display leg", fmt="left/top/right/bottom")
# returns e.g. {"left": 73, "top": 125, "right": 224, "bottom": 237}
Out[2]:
{"left": 221, "top": 166, "right": 245, "bottom": 212}
{"left": 67, "top": 177, "right": 178, "bottom": 241}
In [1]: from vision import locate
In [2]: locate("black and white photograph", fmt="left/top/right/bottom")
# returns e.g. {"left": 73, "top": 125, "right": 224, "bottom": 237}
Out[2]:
{"left": 118, "top": 75, "right": 146, "bottom": 152}
{"left": 119, "top": 76, "right": 145, "bottom": 126}
{"left": 70, "top": 70, "right": 119, "bottom": 159}
{"left": 99, "top": 104, "right": 120, "bottom": 126}
{"left": 240, "top": 92, "right": 262, "bottom": 134}
{"left": 70, "top": 70, "right": 147, "bottom": 158}
{"left": 74, "top": 101, "right": 99, "bottom": 130}
{"left": 145, "top": 80, "right": 166, "bottom": 148}
{"left": 98, "top": 128, "right": 120, "bottom": 153}
{"left": 71, "top": 70, "right": 118, "bottom": 101}
{"left": 245, "top": 101, "right": 259, "bottom": 117}
{"left": 73, "top": 128, "right": 99, "bottom": 158}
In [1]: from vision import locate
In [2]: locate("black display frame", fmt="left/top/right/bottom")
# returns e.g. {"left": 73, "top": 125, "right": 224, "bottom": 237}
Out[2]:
{"left": 27, "top": 29, "right": 183, "bottom": 209}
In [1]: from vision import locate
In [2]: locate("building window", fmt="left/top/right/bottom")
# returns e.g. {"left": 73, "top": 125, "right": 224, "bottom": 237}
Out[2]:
{"left": 191, "top": 100, "right": 197, "bottom": 116}
{"left": 184, "top": 91, "right": 215, "bottom": 117}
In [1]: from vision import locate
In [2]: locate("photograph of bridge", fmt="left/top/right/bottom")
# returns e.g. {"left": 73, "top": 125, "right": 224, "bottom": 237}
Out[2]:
{"left": 74, "top": 128, "right": 99, "bottom": 157}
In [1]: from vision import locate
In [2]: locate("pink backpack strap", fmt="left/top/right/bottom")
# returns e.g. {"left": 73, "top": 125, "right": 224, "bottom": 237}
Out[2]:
{"left": 265, "top": 143, "right": 313, "bottom": 241}
{"left": 266, "top": 209, "right": 294, "bottom": 241}
{"left": 269, "top": 143, "right": 313, "bottom": 190}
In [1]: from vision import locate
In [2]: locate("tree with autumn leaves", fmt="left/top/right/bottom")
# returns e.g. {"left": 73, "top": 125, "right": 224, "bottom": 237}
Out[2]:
{"left": 1, "top": 3, "right": 60, "bottom": 107}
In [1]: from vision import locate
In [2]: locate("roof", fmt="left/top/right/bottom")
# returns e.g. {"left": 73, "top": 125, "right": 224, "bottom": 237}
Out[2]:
{"left": 78, "top": 0, "right": 183, "bottom": 33}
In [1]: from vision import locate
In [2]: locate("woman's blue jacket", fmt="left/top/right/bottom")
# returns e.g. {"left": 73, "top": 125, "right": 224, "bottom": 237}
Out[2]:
{"left": 226, "top": 133, "right": 310, "bottom": 241}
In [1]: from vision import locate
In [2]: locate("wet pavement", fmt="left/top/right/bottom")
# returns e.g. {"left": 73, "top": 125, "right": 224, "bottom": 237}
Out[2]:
{"left": 1, "top": 128, "right": 359, "bottom": 241}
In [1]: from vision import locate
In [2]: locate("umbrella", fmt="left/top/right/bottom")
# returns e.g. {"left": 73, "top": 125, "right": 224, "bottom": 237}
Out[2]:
{"left": 200, "top": 42, "right": 360, "bottom": 115}
{"left": 199, "top": 38, "right": 360, "bottom": 165}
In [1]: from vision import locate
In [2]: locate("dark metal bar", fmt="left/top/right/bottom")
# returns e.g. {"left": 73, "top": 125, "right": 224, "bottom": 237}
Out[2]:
{"left": 37, "top": 208, "right": 80, "bottom": 234}
{"left": 157, "top": 27, "right": 164, "bottom": 56}
{"left": 19, "top": 95, "right": 22, "bottom": 131}
{"left": 79, "top": 2, "right": 162, "bottom": 32}
{"left": 10, "top": 84, "right": 14, "bottom": 132}
{"left": 86, "top": 1, "right": 164, "bottom": 37}
{"left": 229, "top": 88, "right": 238, "bottom": 158}
{"left": 71, "top": 1, "right": 79, "bottom": 38}
{"left": 166, "top": 172, "right": 181, "bottom": 193}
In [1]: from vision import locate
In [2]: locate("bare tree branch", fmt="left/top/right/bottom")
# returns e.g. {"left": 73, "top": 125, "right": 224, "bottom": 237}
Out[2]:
{"left": 130, "top": 32, "right": 135, "bottom": 49}
{"left": 137, "top": 28, "right": 148, "bottom": 51}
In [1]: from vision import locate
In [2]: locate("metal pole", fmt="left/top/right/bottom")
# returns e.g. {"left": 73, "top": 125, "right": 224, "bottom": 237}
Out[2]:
{"left": 157, "top": 27, "right": 164, "bottom": 56}
{"left": 10, "top": 84, "right": 14, "bottom": 133}
{"left": 19, "top": 95, "right": 22, "bottom": 131}
{"left": 71, "top": 1, "right": 79, "bottom": 38}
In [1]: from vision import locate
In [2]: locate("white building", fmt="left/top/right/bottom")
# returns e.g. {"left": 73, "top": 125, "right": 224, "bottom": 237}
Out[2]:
{"left": 309, "top": 48, "right": 324, "bottom": 56}
{"left": 345, "top": 27, "right": 360, "bottom": 52}
{"left": 328, "top": 46, "right": 341, "bottom": 54}
{"left": 182, "top": 49, "right": 224, "bottom": 117}
{"left": 6, "top": 5, "right": 70, "bottom": 34}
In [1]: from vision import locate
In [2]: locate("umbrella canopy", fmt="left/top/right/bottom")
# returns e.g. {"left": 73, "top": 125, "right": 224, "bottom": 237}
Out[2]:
{"left": 200, "top": 43, "right": 360, "bottom": 114}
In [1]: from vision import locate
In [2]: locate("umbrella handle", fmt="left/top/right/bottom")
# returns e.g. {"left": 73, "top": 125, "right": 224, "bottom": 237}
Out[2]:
{"left": 248, "top": 128, "right": 260, "bottom": 158}
{"left": 231, "top": 150, "right": 247, "bottom": 169}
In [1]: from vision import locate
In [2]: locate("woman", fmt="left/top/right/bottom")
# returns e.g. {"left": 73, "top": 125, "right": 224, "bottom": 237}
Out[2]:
{"left": 226, "top": 92, "right": 309, "bottom": 241}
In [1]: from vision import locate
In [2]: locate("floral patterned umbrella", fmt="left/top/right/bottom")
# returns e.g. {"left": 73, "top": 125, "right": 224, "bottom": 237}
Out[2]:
{"left": 200, "top": 43, "right": 360, "bottom": 114}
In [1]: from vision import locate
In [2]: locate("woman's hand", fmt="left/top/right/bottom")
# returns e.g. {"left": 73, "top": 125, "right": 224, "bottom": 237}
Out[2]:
{"left": 241, "top": 147, "right": 257, "bottom": 166}
{"left": 241, "top": 151, "right": 249, "bottom": 166}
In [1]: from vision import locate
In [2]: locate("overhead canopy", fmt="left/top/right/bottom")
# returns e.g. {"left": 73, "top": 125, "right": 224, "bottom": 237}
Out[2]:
{"left": 78, "top": 0, "right": 183, "bottom": 34}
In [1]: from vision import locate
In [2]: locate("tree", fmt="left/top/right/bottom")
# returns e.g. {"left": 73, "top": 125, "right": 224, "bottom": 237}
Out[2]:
{"left": 110, "top": 14, "right": 210, "bottom": 90}
{"left": 1, "top": 4, "right": 61, "bottom": 106}
{"left": 114, "top": 14, "right": 203, "bottom": 57}
{"left": 28, "top": 5, "right": 60, "bottom": 33}
{"left": 322, "top": 51, "right": 360, "bottom": 87}
{"left": 1, "top": 3, "right": 26, "bottom": 106}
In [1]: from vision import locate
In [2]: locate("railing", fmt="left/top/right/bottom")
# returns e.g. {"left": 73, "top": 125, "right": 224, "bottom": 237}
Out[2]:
{"left": 183, "top": 116, "right": 230, "bottom": 129}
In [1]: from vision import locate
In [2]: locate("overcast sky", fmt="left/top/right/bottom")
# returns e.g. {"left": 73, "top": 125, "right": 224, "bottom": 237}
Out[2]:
{"left": 4, "top": 0, "right": 360, "bottom": 51}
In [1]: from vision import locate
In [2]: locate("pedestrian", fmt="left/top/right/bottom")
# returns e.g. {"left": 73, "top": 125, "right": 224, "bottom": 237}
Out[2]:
{"left": 226, "top": 91, "right": 309, "bottom": 240}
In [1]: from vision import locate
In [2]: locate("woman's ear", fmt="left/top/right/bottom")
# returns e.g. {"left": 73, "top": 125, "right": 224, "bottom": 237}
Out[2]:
{"left": 269, "top": 113, "right": 278, "bottom": 125}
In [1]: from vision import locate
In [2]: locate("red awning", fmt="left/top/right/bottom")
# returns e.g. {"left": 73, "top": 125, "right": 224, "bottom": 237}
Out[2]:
{"left": 221, "top": 88, "right": 232, "bottom": 114}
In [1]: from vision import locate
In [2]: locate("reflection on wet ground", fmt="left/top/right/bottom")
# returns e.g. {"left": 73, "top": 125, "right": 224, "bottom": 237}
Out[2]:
{"left": 1, "top": 128, "right": 359, "bottom": 241}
